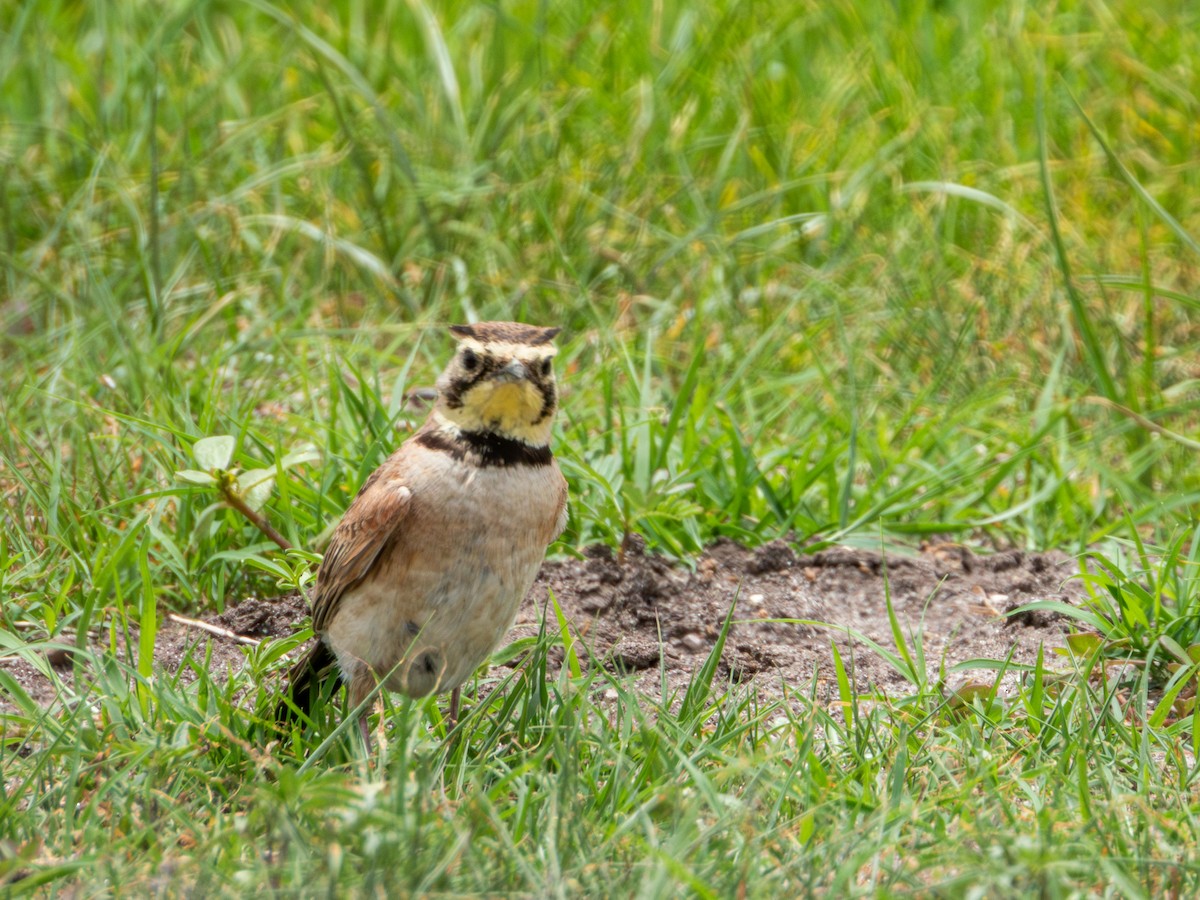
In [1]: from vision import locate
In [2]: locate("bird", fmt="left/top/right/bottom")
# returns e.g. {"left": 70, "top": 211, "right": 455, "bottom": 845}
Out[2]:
{"left": 278, "top": 322, "right": 569, "bottom": 748}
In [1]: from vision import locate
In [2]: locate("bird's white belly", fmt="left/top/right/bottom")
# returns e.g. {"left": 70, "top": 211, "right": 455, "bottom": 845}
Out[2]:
{"left": 325, "top": 460, "right": 559, "bottom": 697}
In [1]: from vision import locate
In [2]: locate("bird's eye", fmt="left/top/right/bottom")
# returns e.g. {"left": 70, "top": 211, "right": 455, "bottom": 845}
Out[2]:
{"left": 540, "top": 357, "right": 552, "bottom": 377}
{"left": 461, "top": 349, "right": 479, "bottom": 371}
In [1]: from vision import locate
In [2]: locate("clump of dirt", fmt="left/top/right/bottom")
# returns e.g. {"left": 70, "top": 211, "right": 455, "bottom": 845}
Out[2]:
{"left": 0, "top": 541, "right": 1084, "bottom": 712}
{"left": 515, "top": 538, "right": 1082, "bottom": 700}
{"left": 211, "top": 595, "right": 310, "bottom": 639}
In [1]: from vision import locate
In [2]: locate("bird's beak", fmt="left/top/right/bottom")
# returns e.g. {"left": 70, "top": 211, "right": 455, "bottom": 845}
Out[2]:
{"left": 493, "top": 358, "right": 528, "bottom": 384}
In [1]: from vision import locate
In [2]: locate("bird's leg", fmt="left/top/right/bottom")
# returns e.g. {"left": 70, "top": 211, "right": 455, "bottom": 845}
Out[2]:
{"left": 358, "top": 712, "right": 374, "bottom": 754}
{"left": 348, "top": 672, "right": 376, "bottom": 755}
{"left": 448, "top": 687, "right": 461, "bottom": 730}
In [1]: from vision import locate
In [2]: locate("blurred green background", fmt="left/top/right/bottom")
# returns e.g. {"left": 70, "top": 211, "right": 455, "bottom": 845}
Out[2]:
{"left": 2, "top": 0, "right": 1198, "bottom": 609}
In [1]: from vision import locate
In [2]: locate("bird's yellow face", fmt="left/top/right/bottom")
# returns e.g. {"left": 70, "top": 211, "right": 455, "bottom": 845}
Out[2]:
{"left": 435, "top": 323, "right": 560, "bottom": 446}
{"left": 468, "top": 372, "right": 545, "bottom": 431}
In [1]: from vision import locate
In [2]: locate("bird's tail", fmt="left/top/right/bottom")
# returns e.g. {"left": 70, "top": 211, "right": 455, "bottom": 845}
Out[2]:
{"left": 275, "top": 639, "right": 337, "bottom": 726}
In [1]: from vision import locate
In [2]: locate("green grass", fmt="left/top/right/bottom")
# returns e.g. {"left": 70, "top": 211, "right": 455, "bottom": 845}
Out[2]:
{"left": 2, "top": 0, "right": 1199, "bottom": 894}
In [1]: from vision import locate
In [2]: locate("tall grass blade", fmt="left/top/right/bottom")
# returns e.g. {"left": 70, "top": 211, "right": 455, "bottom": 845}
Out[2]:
{"left": 1036, "top": 80, "right": 1119, "bottom": 403}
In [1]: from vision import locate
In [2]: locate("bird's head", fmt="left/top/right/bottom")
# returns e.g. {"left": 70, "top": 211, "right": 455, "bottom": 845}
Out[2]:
{"left": 434, "top": 322, "right": 561, "bottom": 446}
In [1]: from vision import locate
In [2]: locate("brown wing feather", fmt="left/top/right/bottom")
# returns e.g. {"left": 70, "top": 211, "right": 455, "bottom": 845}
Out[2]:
{"left": 311, "top": 470, "right": 412, "bottom": 634}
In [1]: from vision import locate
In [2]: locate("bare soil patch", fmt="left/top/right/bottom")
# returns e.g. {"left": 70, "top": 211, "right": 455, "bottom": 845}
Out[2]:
{"left": 1, "top": 541, "right": 1083, "bottom": 713}
{"left": 518, "top": 538, "right": 1081, "bottom": 701}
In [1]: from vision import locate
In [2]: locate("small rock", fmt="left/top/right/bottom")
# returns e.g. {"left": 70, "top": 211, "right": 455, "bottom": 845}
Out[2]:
{"left": 680, "top": 633, "right": 707, "bottom": 652}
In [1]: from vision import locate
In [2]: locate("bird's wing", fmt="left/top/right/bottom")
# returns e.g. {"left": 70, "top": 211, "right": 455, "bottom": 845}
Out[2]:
{"left": 311, "top": 469, "right": 413, "bottom": 634}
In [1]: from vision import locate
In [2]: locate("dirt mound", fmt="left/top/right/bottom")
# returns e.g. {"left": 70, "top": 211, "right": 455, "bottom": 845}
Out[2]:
{"left": 1, "top": 542, "right": 1083, "bottom": 711}
{"left": 517, "top": 538, "right": 1080, "bottom": 699}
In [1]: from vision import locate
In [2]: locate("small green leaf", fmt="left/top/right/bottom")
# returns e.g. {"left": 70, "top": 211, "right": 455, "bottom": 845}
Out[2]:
{"left": 177, "top": 470, "right": 217, "bottom": 486}
{"left": 492, "top": 635, "right": 540, "bottom": 667}
{"left": 279, "top": 445, "right": 321, "bottom": 470}
{"left": 237, "top": 468, "right": 275, "bottom": 512}
{"left": 1157, "top": 635, "right": 1193, "bottom": 666}
{"left": 1065, "top": 632, "right": 1104, "bottom": 656}
{"left": 241, "top": 555, "right": 293, "bottom": 580}
{"left": 947, "top": 680, "right": 994, "bottom": 708}
{"left": 190, "top": 502, "right": 221, "bottom": 546}
{"left": 194, "top": 435, "right": 235, "bottom": 470}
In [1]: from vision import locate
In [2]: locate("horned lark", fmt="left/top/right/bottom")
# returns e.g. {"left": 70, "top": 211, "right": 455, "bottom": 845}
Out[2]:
{"left": 279, "top": 322, "right": 568, "bottom": 746}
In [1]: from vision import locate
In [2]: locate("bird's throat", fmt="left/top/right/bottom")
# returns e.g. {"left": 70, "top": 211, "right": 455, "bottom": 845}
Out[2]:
{"left": 441, "top": 382, "right": 552, "bottom": 445}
